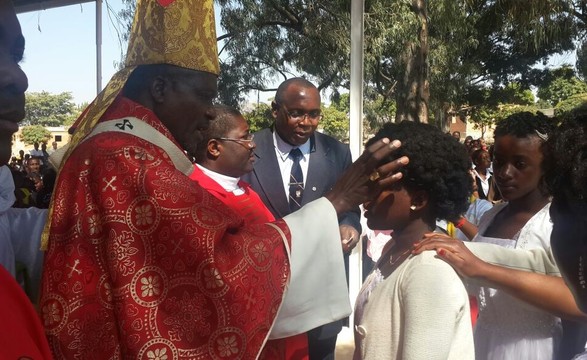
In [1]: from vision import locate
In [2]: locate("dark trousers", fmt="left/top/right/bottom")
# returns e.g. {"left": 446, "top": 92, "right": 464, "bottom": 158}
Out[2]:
{"left": 558, "top": 319, "right": 587, "bottom": 360}
{"left": 307, "top": 326, "right": 338, "bottom": 360}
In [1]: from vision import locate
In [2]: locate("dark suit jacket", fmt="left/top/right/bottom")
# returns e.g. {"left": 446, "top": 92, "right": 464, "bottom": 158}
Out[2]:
{"left": 242, "top": 127, "right": 361, "bottom": 339}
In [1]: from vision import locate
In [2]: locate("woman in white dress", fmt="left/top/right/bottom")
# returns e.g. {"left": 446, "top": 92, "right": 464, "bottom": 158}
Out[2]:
{"left": 353, "top": 121, "right": 474, "bottom": 360}
{"left": 413, "top": 110, "right": 587, "bottom": 360}
{"left": 470, "top": 112, "right": 561, "bottom": 360}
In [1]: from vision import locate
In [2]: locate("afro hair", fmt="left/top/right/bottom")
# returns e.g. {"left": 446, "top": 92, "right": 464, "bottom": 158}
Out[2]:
{"left": 367, "top": 121, "right": 472, "bottom": 221}
{"left": 544, "top": 109, "right": 587, "bottom": 205}
{"left": 494, "top": 111, "right": 556, "bottom": 139}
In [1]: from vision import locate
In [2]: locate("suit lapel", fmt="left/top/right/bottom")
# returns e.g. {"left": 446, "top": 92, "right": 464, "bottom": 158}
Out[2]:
{"left": 304, "top": 134, "right": 332, "bottom": 205}
{"left": 251, "top": 129, "right": 291, "bottom": 217}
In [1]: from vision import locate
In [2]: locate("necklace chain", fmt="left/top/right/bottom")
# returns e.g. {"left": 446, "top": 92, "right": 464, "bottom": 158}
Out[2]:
{"left": 389, "top": 248, "right": 412, "bottom": 266}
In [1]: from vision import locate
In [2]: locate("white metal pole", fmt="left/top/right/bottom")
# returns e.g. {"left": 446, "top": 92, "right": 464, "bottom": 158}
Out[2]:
{"left": 349, "top": 0, "right": 365, "bottom": 160}
{"left": 96, "top": 0, "right": 102, "bottom": 94}
{"left": 347, "top": 0, "right": 365, "bottom": 340}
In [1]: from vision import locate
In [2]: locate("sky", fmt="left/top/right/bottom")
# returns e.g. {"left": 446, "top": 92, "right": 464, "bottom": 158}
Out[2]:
{"left": 16, "top": 1, "right": 578, "bottom": 106}
{"left": 17, "top": 0, "right": 127, "bottom": 104}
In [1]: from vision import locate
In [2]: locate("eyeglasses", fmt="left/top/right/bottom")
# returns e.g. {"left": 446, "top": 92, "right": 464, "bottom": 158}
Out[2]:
{"left": 214, "top": 134, "right": 255, "bottom": 149}
{"left": 279, "top": 104, "right": 323, "bottom": 122}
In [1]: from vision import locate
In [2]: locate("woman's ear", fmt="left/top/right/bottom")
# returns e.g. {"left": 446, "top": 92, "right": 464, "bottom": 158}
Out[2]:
{"left": 410, "top": 189, "right": 429, "bottom": 211}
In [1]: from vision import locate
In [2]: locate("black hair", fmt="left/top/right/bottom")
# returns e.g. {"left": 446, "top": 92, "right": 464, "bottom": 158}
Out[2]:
{"left": 367, "top": 121, "right": 472, "bottom": 221}
{"left": 274, "top": 77, "right": 318, "bottom": 105}
{"left": 471, "top": 148, "right": 488, "bottom": 163}
{"left": 193, "top": 104, "right": 243, "bottom": 163}
{"left": 544, "top": 108, "right": 587, "bottom": 205}
{"left": 494, "top": 111, "right": 556, "bottom": 140}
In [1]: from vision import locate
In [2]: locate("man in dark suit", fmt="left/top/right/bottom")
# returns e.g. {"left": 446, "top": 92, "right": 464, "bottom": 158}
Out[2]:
{"left": 242, "top": 77, "right": 361, "bottom": 359}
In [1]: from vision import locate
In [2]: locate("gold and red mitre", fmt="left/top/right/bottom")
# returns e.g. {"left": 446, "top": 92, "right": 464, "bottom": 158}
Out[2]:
{"left": 42, "top": 0, "right": 219, "bottom": 249}
{"left": 68, "top": 0, "right": 219, "bottom": 150}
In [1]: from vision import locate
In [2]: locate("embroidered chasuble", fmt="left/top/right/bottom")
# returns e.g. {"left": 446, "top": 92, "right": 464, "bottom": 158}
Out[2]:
{"left": 41, "top": 97, "right": 292, "bottom": 359}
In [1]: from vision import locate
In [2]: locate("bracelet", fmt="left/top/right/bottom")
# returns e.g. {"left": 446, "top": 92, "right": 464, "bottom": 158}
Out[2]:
{"left": 454, "top": 217, "right": 467, "bottom": 229}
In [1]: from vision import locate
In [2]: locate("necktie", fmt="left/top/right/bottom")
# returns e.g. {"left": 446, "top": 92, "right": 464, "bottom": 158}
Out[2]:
{"left": 289, "top": 148, "right": 304, "bottom": 212}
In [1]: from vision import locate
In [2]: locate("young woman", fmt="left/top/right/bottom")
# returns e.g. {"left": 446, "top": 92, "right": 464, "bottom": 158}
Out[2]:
{"left": 413, "top": 109, "right": 587, "bottom": 359}
{"left": 353, "top": 121, "right": 474, "bottom": 360}
{"left": 466, "top": 112, "right": 560, "bottom": 360}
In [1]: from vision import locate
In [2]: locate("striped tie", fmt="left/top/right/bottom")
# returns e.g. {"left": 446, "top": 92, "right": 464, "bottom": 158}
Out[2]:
{"left": 288, "top": 148, "right": 304, "bottom": 212}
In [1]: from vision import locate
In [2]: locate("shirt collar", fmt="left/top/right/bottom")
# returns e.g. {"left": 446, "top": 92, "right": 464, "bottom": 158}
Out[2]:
{"left": 195, "top": 164, "right": 241, "bottom": 193}
{"left": 273, "top": 131, "right": 312, "bottom": 162}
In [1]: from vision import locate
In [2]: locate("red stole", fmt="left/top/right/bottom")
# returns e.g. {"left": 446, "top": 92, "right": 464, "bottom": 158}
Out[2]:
{"left": 40, "top": 96, "right": 291, "bottom": 359}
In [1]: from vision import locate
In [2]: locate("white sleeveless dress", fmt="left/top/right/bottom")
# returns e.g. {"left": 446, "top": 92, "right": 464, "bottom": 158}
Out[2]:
{"left": 472, "top": 202, "right": 562, "bottom": 360}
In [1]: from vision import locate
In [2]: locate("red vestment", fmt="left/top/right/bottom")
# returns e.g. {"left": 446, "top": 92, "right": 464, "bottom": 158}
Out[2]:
{"left": 189, "top": 166, "right": 275, "bottom": 226}
{"left": 41, "top": 97, "right": 292, "bottom": 359}
{"left": 0, "top": 265, "right": 52, "bottom": 359}
{"left": 190, "top": 165, "right": 309, "bottom": 359}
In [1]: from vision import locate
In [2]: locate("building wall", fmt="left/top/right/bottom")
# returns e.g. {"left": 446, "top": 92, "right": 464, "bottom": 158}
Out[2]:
{"left": 11, "top": 126, "right": 71, "bottom": 156}
{"left": 449, "top": 114, "right": 496, "bottom": 144}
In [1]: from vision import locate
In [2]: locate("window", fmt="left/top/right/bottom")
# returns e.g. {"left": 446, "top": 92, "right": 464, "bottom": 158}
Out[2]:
{"left": 55, "top": 135, "right": 62, "bottom": 142}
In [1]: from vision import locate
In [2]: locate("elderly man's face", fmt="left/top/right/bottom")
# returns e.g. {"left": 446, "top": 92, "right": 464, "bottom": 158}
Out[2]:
{"left": 156, "top": 69, "right": 217, "bottom": 157}
{"left": 0, "top": 0, "right": 28, "bottom": 165}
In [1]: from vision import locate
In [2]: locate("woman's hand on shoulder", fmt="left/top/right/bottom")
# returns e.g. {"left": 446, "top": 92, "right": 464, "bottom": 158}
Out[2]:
{"left": 412, "top": 233, "right": 489, "bottom": 279}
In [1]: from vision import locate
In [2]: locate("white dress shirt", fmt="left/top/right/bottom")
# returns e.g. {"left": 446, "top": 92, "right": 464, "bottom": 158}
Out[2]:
{"left": 273, "top": 131, "right": 311, "bottom": 202}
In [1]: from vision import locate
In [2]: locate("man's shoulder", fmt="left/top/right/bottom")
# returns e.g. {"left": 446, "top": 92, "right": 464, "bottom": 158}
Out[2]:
{"left": 67, "top": 130, "right": 171, "bottom": 167}
{"left": 313, "top": 132, "right": 351, "bottom": 160}
{"left": 314, "top": 132, "right": 349, "bottom": 149}
{"left": 253, "top": 128, "right": 273, "bottom": 137}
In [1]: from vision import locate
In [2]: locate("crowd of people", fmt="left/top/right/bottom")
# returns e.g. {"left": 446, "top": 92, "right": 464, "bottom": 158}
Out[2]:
{"left": 5, "top": 141, "right": 57, "bottom": 208}
{"left": 1, "top": 0, "right": 587, "bottom": 359}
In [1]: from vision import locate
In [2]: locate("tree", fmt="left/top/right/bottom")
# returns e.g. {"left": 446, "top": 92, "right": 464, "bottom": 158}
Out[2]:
{"left": 116, "top": 0, "right": 582, "bottom": 130}
{"left": 20, "top": 125, "right": 52, "bottom": 145}
{"left": 330, "top": 91, "right": 395, "bottom": 137}
{"left": 24, "top": 92, "right": 77, "bottom": 127}
{"left": 535, "top": 66, "right": 587, "bottom": 106}
{"left": 242, "top": 103, "right": 274, "bottom": 133}
{"left": 320, "top": 106, "right": 349, "bottom": 142}
{"left": 466, "top": 81, "right": 539, "bottom": 136}
{"left": 64, "top": 102, "right": 90, "bottom": 127}
{"left": 555, "top": 92, "right": 587, "bottom": 115}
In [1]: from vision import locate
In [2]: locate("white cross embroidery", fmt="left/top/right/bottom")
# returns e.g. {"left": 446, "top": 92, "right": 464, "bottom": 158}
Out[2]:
{"left": 102, "top": 176, "right": 117, "bottom": 192}
{"left": 67, "top": 259, "right": 82, "bottom": 278}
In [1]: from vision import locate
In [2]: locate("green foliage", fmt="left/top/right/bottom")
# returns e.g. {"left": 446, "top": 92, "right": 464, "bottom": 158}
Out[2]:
{"left": 536, "top": 68, "right": 587, "bottom": 106}
{"left": 577, "top": 41, "right": 587, "bottom": 79}
{"left": 364, "top": 93, "right": 396, "bottom": 130}
{"left": 330, "top": 91, "right": 395, "bottom": 137}
{"left": 64, "top": 102, "right": 89, "bottom": 127}
{"left": 243, "top": 103, "right": 274, "bottom": 133}
{"left": 20, "top": 125, "right": 52, "bottom": 145}
{"left": 554, "top": 92, "right": 587, "bottom": 115}
{"left": 115, "top": 1, "right": 586, "bottom": 130}
{"left": 469, "top": 103, "right": 540, "bottom": 138}
{"left": 24, "top": 92, "right": 76, "bottom": 127}
{"left": 330, "top": 93, "right": 350, "bottom": 114}
{"left": 501, "top": 83, "right": 535, "bottom": 105}
{"left": 320, "top": 106, "right": 349, "bottom": 142}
